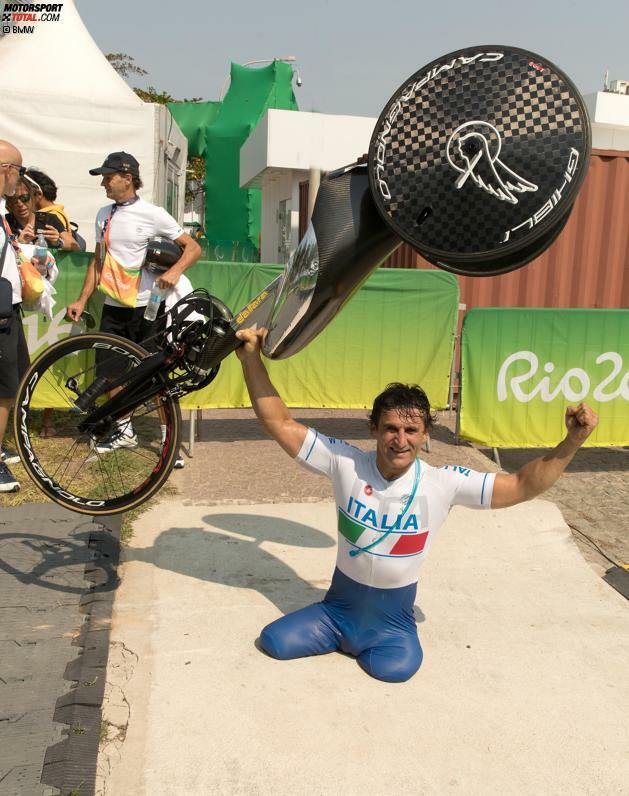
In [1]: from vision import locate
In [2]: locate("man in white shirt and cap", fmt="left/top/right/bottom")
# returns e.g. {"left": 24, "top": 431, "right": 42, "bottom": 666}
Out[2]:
{"left": 67, "top": 152, "right": 201, "bottom": 466}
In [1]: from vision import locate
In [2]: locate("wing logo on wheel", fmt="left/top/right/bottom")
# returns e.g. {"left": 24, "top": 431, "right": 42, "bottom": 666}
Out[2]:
{"left": 447, "top": 121, "right": 538, "bottom": 205}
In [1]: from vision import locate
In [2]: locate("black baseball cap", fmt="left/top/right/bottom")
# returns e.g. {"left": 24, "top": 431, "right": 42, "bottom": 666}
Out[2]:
{"left": 89, "top": 152, "right": 140, "bottom": 177}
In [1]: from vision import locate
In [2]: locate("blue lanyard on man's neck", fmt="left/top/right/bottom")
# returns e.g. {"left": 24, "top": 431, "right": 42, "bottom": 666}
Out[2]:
{"left": 348, "top": 459, "right": 420, "bottom": 558}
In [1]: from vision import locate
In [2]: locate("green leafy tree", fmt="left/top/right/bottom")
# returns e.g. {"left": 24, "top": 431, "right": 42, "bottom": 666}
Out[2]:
{"left": 135, "top": 86, "right": 202, "bottom": 104}
{"left": 184, "top": 158, "right": 206, "bottom": 200}
{"left": 105, "top": 53, "right": 147, "bottom": 79}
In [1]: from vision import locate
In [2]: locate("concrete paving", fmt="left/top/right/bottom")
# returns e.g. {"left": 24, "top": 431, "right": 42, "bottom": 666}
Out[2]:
{"left": 0, "top": 504, "right": 120, "bottom": 796}
{"left": 98, "top": 498, "right": 629, "bottom": 795}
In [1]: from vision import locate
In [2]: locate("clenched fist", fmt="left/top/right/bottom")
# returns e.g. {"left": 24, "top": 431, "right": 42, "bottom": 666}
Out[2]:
{"left": 565, "top": 403, "right": 598, "bottom": 445}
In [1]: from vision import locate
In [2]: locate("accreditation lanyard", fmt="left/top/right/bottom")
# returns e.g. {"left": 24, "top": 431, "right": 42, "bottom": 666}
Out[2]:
{"left": 102, "top": 206, "right": 115, "bottom": 252}
{"left": 349, "top": 458, "right": 421, "bottom": 558}
{"left": 102, "top": 196, "right": 140, "bottom": 251}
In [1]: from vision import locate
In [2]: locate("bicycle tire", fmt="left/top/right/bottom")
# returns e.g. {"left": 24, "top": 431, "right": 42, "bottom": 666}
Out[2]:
{"left": 13, "top": 332, "right": 182, "bottom": 515}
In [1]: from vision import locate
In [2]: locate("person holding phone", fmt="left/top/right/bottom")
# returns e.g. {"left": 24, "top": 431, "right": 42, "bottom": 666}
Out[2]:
{"left": 5, "top": 179, "right": 66, "bottom": 249}
{"left": 25, "top": 168, "right": 81, "bottom": 252}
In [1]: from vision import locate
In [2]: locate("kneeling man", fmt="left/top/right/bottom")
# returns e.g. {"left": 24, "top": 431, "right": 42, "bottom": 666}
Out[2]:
{"left": 236, "top": 328, "right": 598, "bottom": 683}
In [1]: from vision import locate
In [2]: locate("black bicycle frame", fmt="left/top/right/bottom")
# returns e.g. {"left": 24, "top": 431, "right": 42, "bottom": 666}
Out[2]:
{"left": 76, "top": 348, "right": 171, "bottom": 433}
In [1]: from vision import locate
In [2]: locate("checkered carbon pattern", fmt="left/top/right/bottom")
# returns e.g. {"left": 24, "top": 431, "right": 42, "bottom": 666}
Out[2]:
{"left": 368, "top": 47, "right": 590, "bottom": 261}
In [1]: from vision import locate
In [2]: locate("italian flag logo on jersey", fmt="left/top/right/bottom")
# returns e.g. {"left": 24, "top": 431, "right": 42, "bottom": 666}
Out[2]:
{"left": 338, "top": 503, "right": 429, "bottom": 557}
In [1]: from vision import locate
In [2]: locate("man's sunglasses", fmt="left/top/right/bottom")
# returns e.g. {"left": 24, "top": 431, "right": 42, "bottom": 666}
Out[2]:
{"left": 12, "top": 193, "right": 31, "bottom": 204}
{"left": 1, "top": 163, "right": 26, "bottom": 176}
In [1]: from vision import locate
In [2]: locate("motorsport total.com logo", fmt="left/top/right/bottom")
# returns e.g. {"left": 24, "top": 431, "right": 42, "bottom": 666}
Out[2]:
{"left": 1, "top": 2, "right": 63, "bottom": 35}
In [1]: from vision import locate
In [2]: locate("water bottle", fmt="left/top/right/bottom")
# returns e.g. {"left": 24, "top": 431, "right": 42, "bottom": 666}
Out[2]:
{"left": 34, "top": 231, "right": 48, "bottom": 275}
{"left": 144, "top": 281, "right": 165, "bottom": 321}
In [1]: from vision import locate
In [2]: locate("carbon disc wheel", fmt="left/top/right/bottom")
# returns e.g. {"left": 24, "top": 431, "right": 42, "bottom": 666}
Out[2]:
{"left": 13, "top": 333, "right": 182, "bottom": 515}
{"left": 368, "top": 45, "right": 591, "bottom": 275}
{"left": 422, "top": 199, "right": 574, "bottom": 276}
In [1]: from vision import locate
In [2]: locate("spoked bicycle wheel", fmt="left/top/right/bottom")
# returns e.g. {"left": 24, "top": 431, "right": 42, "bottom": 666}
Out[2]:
{"left": 13, "top": 333, "right": 182, "bottom": 515}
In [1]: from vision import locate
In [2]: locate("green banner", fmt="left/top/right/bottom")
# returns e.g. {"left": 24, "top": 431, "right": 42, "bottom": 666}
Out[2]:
{"left": 25, "top": 254, "right": 459, "bottom": 411}
{"left": 184, "top": 265, "right": 459, "bottom": 410}
{"left": 460, "top": 308, "right": 629, "bottom": 447}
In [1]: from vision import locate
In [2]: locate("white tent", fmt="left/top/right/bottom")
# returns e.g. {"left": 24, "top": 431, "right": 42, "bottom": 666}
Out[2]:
{"left": 0, "top": 0, "right": 187, "bottom": 250}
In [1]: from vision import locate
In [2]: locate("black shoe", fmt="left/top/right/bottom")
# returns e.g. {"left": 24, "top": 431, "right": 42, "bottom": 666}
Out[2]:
{"left": 0, "top": 461, "right": 19, "bottom": 492}
{"left": 1, "top": 446, "right": 20, "bottom": 465}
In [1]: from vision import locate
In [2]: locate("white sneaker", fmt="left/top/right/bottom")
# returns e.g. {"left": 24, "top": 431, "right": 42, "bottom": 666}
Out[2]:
{"left": 94, "top": 427, "right": 138, "bottom": 454}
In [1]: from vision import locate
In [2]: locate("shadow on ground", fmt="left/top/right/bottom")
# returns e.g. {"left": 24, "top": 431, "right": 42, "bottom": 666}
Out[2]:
{"left": 0, "top": 528, "right": 119, "bottom": 594}
{"left": 126, "top": 514, "right": 333, "bottom": 614}
{"left": 124, "top": 513, "right": 426, "bottom": 622}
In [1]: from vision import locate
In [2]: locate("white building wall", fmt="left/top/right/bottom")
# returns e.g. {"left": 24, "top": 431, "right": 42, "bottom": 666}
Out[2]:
{"left": 584, "top": 91, "right": 629, "bottom": 150}
{"left": 260, "top": 171, "right": 303, "bottom": 264}
{"left": 152, "top": 105, "right": 188, "bottom": 223}
{"left": 260, "top": 179, "right": 280, "bottom": 264}
{"left": 289, "top": 177, "right": 302, "bottom": 253}
{"left": 241, "top": 109, "right": 375, "bottom": 188}
{"left": 241, "top": 109, "right": 376, "bottom": 263}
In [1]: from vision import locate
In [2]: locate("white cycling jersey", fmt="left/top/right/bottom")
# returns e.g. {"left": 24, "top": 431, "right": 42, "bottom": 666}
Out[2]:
{"left": 297, "top": 428, "right": 495, "bottom": 589}
{"left": 95, "top": 198, "right": 183, "bottom": 308}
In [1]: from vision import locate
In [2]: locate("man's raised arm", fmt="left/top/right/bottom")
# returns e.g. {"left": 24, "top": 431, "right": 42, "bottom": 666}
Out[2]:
{"left": 235, "top": 327, "right": 308, "bottom": 458}
{"left": 491, "top": 403, "right": 599, "bottom": 509}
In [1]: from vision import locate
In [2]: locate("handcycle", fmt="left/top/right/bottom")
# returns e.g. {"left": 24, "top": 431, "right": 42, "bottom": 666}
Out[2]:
{"left": 13, "top": 45, "right": 591, "bottom": 515}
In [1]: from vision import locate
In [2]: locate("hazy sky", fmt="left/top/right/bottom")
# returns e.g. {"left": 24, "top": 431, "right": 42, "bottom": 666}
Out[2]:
{"left": 77, "top": 0, "right": 629, "bottom": 117}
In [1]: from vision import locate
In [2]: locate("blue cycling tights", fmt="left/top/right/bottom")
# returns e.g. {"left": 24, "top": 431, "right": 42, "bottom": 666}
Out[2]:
{"left": 260, "top": 567, "right": 423, "bottom": 683}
